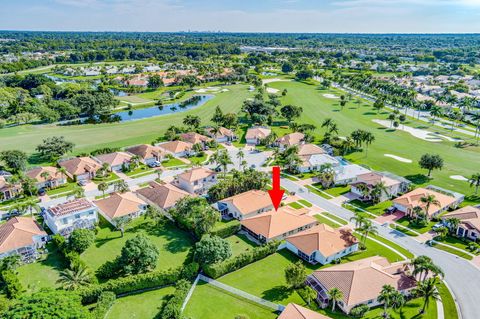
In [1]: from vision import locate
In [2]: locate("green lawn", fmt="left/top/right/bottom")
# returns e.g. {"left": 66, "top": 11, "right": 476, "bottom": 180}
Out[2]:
{"left": 314, "top": 214, "right": 343, "bottom": 229}
{"left": 306, "top": 185, "right": 332, "bottom": 199}
{"left": 323, "top": 185, "right": 351, "bottom": 197}
{"left": 431, "top": 242, "right": 474, "bottom": 260}
{"left": 106, "top": 286, "right": 175, "bottom": 319}
{"left": 46, "top": 182, "right": 79, "bottom": 196}
{"left": 323, "top": 212, "right": 348, "bottom": 226}
{"left": 395, "top": 217, "right": 435, "bottom": 234}
{"left": 162, "top": 157, "right": 187, "bottom": 168}
{"left": 432, "top": 235, "right": 479, "bottom": 258}
{"left": 124, "top": 164, "right": 154, "bottom": 177}
{"left": 16, "top": 243, "right": 67, "bottom": 292}
{"left": 225, "top": 233, "right": 258, "bottom": 257}
{"left": 436, "top": 281, "right": 459, "bottom": 319}
{"left": 390, "top": 224, "right": 419, "bottom": 237}
{"left": 349, "top": 200, "right": 393, "bottom": 217}
{"left": 298, "top": 199, "right": 313, "bottom": 207}
{"left": 92, "top": 172, "right": 120, "bottom": 184}
{"left": 368, "top": 233, "right": 415, "bottom": 260}
{"left": 184, "top": 283, "right": 278, "bottom": 319}
{"left": 81, "top": 217, "right": 195, "bottom": 273}
{"left": 288, "top": 201, "right": 304, "bottom": 209}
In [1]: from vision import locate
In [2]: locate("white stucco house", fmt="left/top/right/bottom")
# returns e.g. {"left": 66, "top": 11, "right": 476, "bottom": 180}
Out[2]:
{"left": 44, "top": 198, "right": 99, "bottom": 236}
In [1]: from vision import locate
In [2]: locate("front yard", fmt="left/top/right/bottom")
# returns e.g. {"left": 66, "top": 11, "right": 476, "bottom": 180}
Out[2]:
{"left": 162, "top": 157, "right": 187, "bottom": 168}
{"left": 349, "top": 200, "right": 393, "bottom": 217}
{"left": 395, "top": 216, "right": 435, "bottom": 234}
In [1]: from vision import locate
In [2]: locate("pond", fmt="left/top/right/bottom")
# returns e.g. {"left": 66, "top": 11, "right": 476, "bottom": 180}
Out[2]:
{"left": 114, "top": 94, "right": 213, "bottom": 122}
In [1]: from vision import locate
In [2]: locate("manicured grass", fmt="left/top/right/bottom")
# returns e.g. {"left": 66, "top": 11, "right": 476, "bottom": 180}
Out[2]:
{"left": 433, "top": 235, "right": 479, "bottom": 257}
{"left": 436, "top": 281, "right": 459, "bottom": 319}
{"left": 16, "top": 243, "right": 67, "bottom": 292}
{"left": 189, "top": 153, "right": 209, "bottom": 165}
{"left": 306, "top": 185, "right": 332, "bottom": 199}
{"left": 368, "top": 233, "right": 415, "bottom": 260}
{"left": 431, "top": 242, "right": 474, "bottom": 260}
{"left": 314, "top": 214, "right": 342, "bottom": 229}
{"left": 349, "top": 200, "right": 393, "bottom": 216}
{"left": 323, "top": 185, "right": 351, "bottom": 197}
{"left": 46, "top": 182, "right": 79, "bottom": 196}
{"left": 0, "top": 196, "right": 39, "bottom": 209}
{"left": 106, "top": 286, "right": 175, "bottom": 319}
{"left": 323, "top": 212, "right": 348, "bottom": 226}
{"left": 92, "top": 172, "right": 120, "bottom": 184}
{"left": 390, "top": 224, "right": 419, "bottom": 237}
{"left": 298, "top": 199, "right": 313, "bottom": 207}
{"left": 396, "top": 216, "right": 435, "bottom": 234}
{"left": 162, "top": 157, "right": 187, "bottom": 168}
{"left": 81, "top": 217, "right": 195, "bottom": 273}
{"left": 225, "top": 234, "right": 258, "bottom": 257}
{"left": 184, "top": 283, "right": 278, "bottom": 319}
{"left": 287, "top": 201, "right": 304, "bottom": 209}
{"left": 124, "top": 164, "right": 154, "bottom": 177}
{"left": 341, "top": 236, "right": 406, "bottom": 264}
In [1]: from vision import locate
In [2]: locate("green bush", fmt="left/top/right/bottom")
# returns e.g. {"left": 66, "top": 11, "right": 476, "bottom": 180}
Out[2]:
{"left": 68, "top": 229, "right": 95, "bottom": 254}
{"left": 210, "top": 221, "right": 241, "bottom": 238}
{"left": 158, "top": 279, "right": 191, "bottom": 319}
{"left": 350, "top": 304, "right": 369, "bottom": 318}
{"left": 92, "top": 291, "right": 116, "bottom": 319}
{"left": 1, "top": 270, "right": 23, "bottom": 299}
{"left": 204, "top": 241, "right": 279, "bottom": 278}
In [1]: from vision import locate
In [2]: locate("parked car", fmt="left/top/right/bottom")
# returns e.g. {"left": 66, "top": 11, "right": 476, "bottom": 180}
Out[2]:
{"left": 38, "top": 188, "right": 46, "bottom": 196}
{"left": 77, "top": 180, "right": 87, "bottom": 186}
{"left": 432, "top": 223, "right": 445, "bottom": 231}
{"left": 148, "top": 161, "right": 161, "bottom": 168}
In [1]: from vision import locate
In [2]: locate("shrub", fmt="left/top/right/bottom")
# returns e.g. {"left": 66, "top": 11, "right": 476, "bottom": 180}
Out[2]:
{"left": 158, "top": 279, "right": 191, "bottom": 319}
{"left": 1, "top": 270, "right": 23, "bottom": 299}
{"left": 92, "top": 291, "right": 116, "bottom": 319}
{"left": 194, "top": 235, "right": 232, "bottom": 265}
{"left": 69, "top": 229, "right": 95, "bottom": 253}
{"left": 204, "top": 241, "right": 279, "bottom": 278}
{"left": 210, "top": 221, "right": 241, "bottom": 238}
{"left": 350, "top": 304, "right": 369, "bottom": 318}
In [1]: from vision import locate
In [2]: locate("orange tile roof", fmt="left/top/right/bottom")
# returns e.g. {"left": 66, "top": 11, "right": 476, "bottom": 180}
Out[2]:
{"left": 180, "top": 132, "right": 211, "bottom": 145}
{"left": 126, "top": 144, "right": 165, "bottom": 160}
{"left": 94, "top": 192, "right": 145, "bottom": 220}
{"left": 0, "top": 217, "right": 47, "bottom": 254}
{"left": 298, "top": 144, "right": 325, "bottom": 156}
{"left": 95, "top": 152, "right": 133, "bottom": 167}
{"left": 276, "top": 132, "right": 305, "bottom": 147}
{"left": 26, "top": 166, "right": 63, "bottom": 183}
{"left": 443, "top": 206, "right": 480, "bottom": 232}
{"left": 205, "top": 127, "right": 235, "bottom": 138}
{"left": 158, "top": 140, "right": 193, "bottom": 154}
{"left": 136, "top": 182, "right": 189, "bottom": 209}
{"left": 355, "top": 172, "right": 400, "bottom": 188}
{"left": 177, "top": 167, "right": 216, "bottom": 183}
{"left": 241, "top": 206, "right": 317, "bottom": 240}
{"left": 286, "top": 224, "right": 358, "bottom": 257}
{"left": 393, "top": 187, "right": 457, "bottom": 217}
{"left": 278, "top": 303, "right": 331, "bottom": 319}
{"left": 59, "top": 157, "right": 101, "bottom": 177}
{"left": 220, "top": 190, "right": 273, "bottom": 216}
{"left": 245, "top": 127, "right": 271, "bottom": 140}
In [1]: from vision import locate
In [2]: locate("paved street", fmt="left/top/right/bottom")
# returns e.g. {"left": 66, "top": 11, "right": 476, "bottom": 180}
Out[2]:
{"left": 282, "top": 178, "right": 477, "bottom": 319}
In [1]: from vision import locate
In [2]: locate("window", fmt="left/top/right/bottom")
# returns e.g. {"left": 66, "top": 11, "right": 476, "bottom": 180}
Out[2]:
{"left": 62, "top": 218, "right": 68, "bottom": 225}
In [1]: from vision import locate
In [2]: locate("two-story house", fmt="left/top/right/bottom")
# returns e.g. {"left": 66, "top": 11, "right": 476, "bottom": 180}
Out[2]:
{"left": 174, "top": 167, "right": 217, "bottom": 195}
{"left": 44, "top": 198, "right": 98, "bottom": 236}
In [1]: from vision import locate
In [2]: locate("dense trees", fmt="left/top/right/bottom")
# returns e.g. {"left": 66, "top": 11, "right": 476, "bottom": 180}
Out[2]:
{"left": 194, "top": 235, "right": 232, "bottom": 265}
{"left": 208, "top": 169, "right": 269, "bottom": 203}
{"left": 171, "top": 196, "right": 220, "bottom": 238}
{"left": 35, "top": 136, "right": 75, "bottom": 161}
{"left": 0, "top": 150, "right": 28, "bottom": 173}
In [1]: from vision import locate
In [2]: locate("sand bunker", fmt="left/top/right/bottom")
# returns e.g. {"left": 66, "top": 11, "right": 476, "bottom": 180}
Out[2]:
{"left": 450, "top": 175, "right": 469, "bottom": 181}
{"left": 266, "top": 87, "right": 279, "bottom": 94}
{"left": 373, "top": 119, "right": 461, "bottom": 143}
{"left": 384, "top": 154, "right": 413, "bottom": 163}
{"left": 262, "top": 78, "right": 289, "bottom": 84}
{"left": 323, "top": 93, "right": 339, "bottom": 99}
{"left": 195, "top": 87, "right": 228, "bottom": 93}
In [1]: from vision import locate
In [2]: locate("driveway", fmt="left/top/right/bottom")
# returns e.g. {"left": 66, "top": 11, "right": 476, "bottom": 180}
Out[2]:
{"left": 281, "top": 177, "right": 480, "bottom": 319}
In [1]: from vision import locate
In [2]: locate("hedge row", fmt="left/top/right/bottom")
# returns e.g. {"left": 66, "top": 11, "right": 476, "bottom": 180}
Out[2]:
{"left": 210, "top": 221, "right": 241, "bottom": 238}
{"left": 92, "top": 291, "right": 116, "bottom": 319}
{"left": 157, "top": 279, "right": 191, "bottom": 319}
{"left": 78, "top": 262, "right": 199, "bottom": 304}
{"left": 204, "top": 241, "right": 279, "bottom": 278}
{"left": 1, "top": 270, "right": 23, "bottom": 299}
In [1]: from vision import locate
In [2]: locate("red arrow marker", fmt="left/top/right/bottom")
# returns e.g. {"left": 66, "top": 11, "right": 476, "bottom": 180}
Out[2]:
{"left": 268, "top": 166, "right": 285, "bottom": 211}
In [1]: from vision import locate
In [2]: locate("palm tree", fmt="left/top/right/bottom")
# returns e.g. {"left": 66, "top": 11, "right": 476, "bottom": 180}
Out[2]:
{"left": 411, "top": 206, "right": 424, "bottom": 223}
{"left": 435, "top": 226, "right": 448, "bottom": 240}
{"left": 377, "top": 284, "right": 396, "bottom": 318}
{"left": 420, "top": 194, "right": 440, "bottom": 219}
{"left": 97, "top": 182, "right": 108, "bottom": 198}
{"left": 469, "top": 173, "right": 480, "bottom": 194}
{"left": 24, "top": 198, "right": 39, "bottom": 217}
{"left": 350, "top": 212, "right": 367, "bottom": 228}
{"left": 327, "top": 287, "right": 343, "bottom": 312}
{"left": 414, "top": 278, "right": 440, "bottom": 314}
{"left": 72, "top": 187, "right": 85, "bottom": 199}
{"left": 40, "top": 171, "right": 51, "bottom": 188}
{"left": 370, "top": 181, "right": 388, "bottom": 204}
{"left": 57, "top": 265, "right": 92, "bottom": 290}
{"left": 362, "top": 132, "right": 375, "bottom": 157}
{"left": 210, "top": 150, "right": 232, "bottom": 177}
{"left": 355, "top": 183, "right": 371, "bottom": 200}
{"left": 58, "top": 167, "right": 67, "bottom": 181}
{"left": 446, "top": 217, "right": 460, "bottom": 235}
{"left": 183, "top": 115, "right": 201, "bottom": 129}
{"left": 411, "top": 255, "right": 433, "bottom": 281}
{"left": 357, "top": 219, "right": 377, "bottom": 246}
{"left": 429, "top": 105, "right": 443, "bottom": 124}
{"left": 236, "top": 150, "right": 245, "bottom": 169}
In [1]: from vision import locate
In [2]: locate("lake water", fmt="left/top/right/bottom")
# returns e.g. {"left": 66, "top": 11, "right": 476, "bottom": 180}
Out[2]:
{"left": 115, "top": 94, "right": 213, "bottom": 122}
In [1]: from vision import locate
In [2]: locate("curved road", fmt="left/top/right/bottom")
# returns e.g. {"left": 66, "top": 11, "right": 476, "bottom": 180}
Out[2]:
{"left": 281, "top": 178, "right": 478, "bottom": 319}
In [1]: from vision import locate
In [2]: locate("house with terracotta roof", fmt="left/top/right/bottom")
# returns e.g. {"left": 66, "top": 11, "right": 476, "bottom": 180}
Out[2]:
{"left": 0, "top": 176, "right": 21, "bottom": 202}
{"left": 0, "top": 217, "right": 48, "bottom": 261}
{"left": 94, "top": 192, "right": 147, "bottom": 225}
{"left": 442, "top": 206, "right": 480, "bottom": 241}
{"left": 136, "top": 181, "right": 189, "bottom": 211}
{"left": 94, "top": 151, "right": 134, "bottom": 171}
{"left": 245, "top": 126, "right": 271, "bottom": 145}
{"left": 275, "top": 132, "right": 305, "bottom": 150}
{"left": 350, "top": 172, "right": 410, "bottom": 202}
{"left": 392, "top": 186, "right": 462, "bottom": 218}
{"left": 241, "top": 206, "right": 317, "bottom": 243}
{"left": 125, "top": 144, "right": 166, "bottom": 165}
{"left": 205, "top": 127, "right": 237, "bottom": 143}
{"left": 174, "top": 167, "right": 217, "bottom": 195}
{"left": 26, "top": 166, "right": 67, "bottom": 189}
{"left": 44, "top": 198, "right": 98, "bottom": 236}
{"left": 278, "top": 303, "right": 330, "bottom": 319}
{"left": 306, "top": 256, "right": 416, "bottom": 314}
{"left": 58, "top": 157, "right": 102, "bottom": 181}
{"left": 216, "top": 190, "right": 273, "bottom": 220}
{"left": 179, "top": 132, "right": 212, "bottom": 149}
{"left": 157, "top": 140, "right": 194, "bottom": 157}
{"left": 286, "top": 224, "right": 358, "bottom": 265}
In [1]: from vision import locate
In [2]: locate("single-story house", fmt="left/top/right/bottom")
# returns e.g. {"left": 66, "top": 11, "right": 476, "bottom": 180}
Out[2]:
{"left": 275, "top": 132, "right": 305, "bottom": 150}
{"left": 94, "top": 151, "right": 134, "bottom": 171}
{"left": 442, "top": 206, "right": 480, "bottom": 241}
{"left": 58, "top": 157, "right": 102, "bottom": 181}
{"left": 126, "top": 144, "right": 166, "bottom": 165}
{"left": 306, "top": 256, "right": 416, "bottom": 314}
{"left": 44, "top": 198, "right": 98, "bottom": 236}
{"left": 179, "top": 132, "right": 212, "bottom": 149}
{"left": 286, "top": 224, "right": 358, "bottom": 265}
{"left": 350, "top": 172, "right": 410, "bottom": 202}
{"left": 245, "top": 126, "right": 271, "bottom": 145}
{"left": 136, "top": 181, "right": 190, "bottom": 211}
{"left": 241, "top": 206, "right": 317, "bottom": 243}
{"left": 278, "top": 303, "right": 330, "bottom": 319}
{"left": 393, "top": 187, "right": 462, "bottom": 218}
{"left": 0, "top": 217, "right": 48, "bottom": 261}
{"left": 298, "top": 143, "right": 325, "bottom": 158}
{"left": 333, "top": 164, "right": 371, "bottom": 185}
{"left": 26, "top": 166, "right": 67, "bottom": 189}
{"left": 298, "top": 154, "right": 340, "bottom": 173}
{"left": 205, "top": 127, "right": 237, "bottom": 143}
{"left": 174, "top": 167, "right": 217, "bottom": 195}
{"left": 157, "top": 140, "right": 194, "bottom": 157}
{"left": 0, "top": 176, "right": 22, "bottom": 202}
{"left": 94, "top": 192, "right": 147, "bottom": 225}
{"left": 216, "top": 190, "right": 273, "bottom": 220}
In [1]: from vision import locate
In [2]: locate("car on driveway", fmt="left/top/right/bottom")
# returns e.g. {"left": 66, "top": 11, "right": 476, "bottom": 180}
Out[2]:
{"left": 148, "top": 161, "right": 161, "bottom": 168}
{"left": 77, "top": 180, "right": 87, "bottom": 186}
{"left": 432, "top": 223, "right": 445, "bottom": 231}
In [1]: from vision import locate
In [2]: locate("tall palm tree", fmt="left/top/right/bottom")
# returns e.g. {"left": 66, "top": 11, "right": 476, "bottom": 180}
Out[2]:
{"left": 414, "top": 278, "right": 440, "bottom": 314}
{"left": 40, "top": 171, "right": 51, "bottom": 187}
{"left": 362, "top": 132, "right": 375, "bottom": 157}
{"left": 350, "top": 212, "right": 367, "bottom": 229}
{"left": 411, "top": 255, "right": 432, "bottom": 282}
{"left": 446, "top": 217, "right": 461, "bottom": 235}
{"left": 355, "top": 183, "right": 371, "bottom": 200}
{"left": 57, "top": 265, "right": 92, "bottom": 290}
{"left": 420, "top": 194, "right": 440, "bottom": 219}
{"left": 469, "top": 173, "right": 480, "bottom": 195}
{"left": 236, "top": 150, "right": 245, "bottom": 169}
{"left": 24, "top": 198, "right": 40, "bottom": 217}
{"left": 370, "top": 181, "right": 388, "bottom": 204}
{"left": 327, "top": 287, "right": 343, "bottom": 312}
{"left": 358, "top": 219, "right": 378, "bottom": 246}
{"left": 429, "top": 105, "right": 443, "bottom": 124}
{"left": 210, "top": 150, "right": 232, "bottom": 177}
{"left": 377, "top": 284, "right": 396, "bottom": 318}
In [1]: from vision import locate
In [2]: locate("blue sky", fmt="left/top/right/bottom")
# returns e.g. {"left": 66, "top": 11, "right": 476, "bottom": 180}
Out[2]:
{"left": 1, "top": 0, "right": 480, "bottom": 33}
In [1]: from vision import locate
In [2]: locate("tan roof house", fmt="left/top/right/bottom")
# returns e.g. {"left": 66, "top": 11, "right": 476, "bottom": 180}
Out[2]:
{"left": 179, "top": 132, "right": 212, "bottom": 147}
{"left": 241, "top": 206, "right": 317, "bottom": 243}
{"left": 26, "top": 166, "right": 67, "bottom": 190}
{"left": 442, "top": 206, "right": 480, "bottom": 241}
{"left": 0, "top": 176, "right": 22, "bottom": 202}
{"left": 286, "top": 224, "right": 358, "bottom": 265}
{"left": 136, "top": 182, "right": 190, "bottom": 211}
{"left": 205, "top": 127, "right": 237, "bottom": 142}
{"left": 298, "top": 143, "right": 325, "bottom": 157}
{"left": 216, "top": 190, "right": 273, "bottom": 220}
{"left": 126, "top": 144, "right": 166, "bottom": 165}
{"left": 350, "top": 172, "right": 410, "bottom": 203}
{"left": 245, "top": 126, "right": 271, "bottom": 145}
{"left": 275, "top": 132, "right": 305, "bottom": 149}
{"left": 0, "top": 217, "right": 47, "bottom": 260}
{"left": 174, "top": 167, "right": 217, "bottom": 195}
{"left": 278, "top": 303, "right": 330, "bottom": 319}
{"left": 158, "top": 140, "right": 194, "bottom": 157}
{"left": 58, "top": 157, "right": 102, "bottom": 181}
{"left": 393, "top": 187, "right": 461, "bottom": 218}
{"left": 94, "top": 151, "right": 134, "bottom": 171}
{"left": 306, "top": 256, "right": 416, "bottom": 314}
{"left": 94, "top": 192, "right": 147, "bottom": 225}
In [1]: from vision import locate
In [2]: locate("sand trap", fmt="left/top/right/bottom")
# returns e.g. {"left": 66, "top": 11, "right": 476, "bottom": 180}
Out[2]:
{"left": 384, "top": 154, "right": 413, "bottom": 163}
{"left": 196, "top": 86, "right": 228, "bottom": 93}
{"left": 266, "top": 87, "right": 279, "bottom": 94}
{"left": 450, "top": 175, "right": 469, "bottom": 181}
{"left": 373, "top": 119, "right": 461, "bottom": 143}
{"left": 323, "top": 93, "right": 339, "bottom": 99}
{"left": 262, "top": 78, "right": 289, "bottom": 84}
